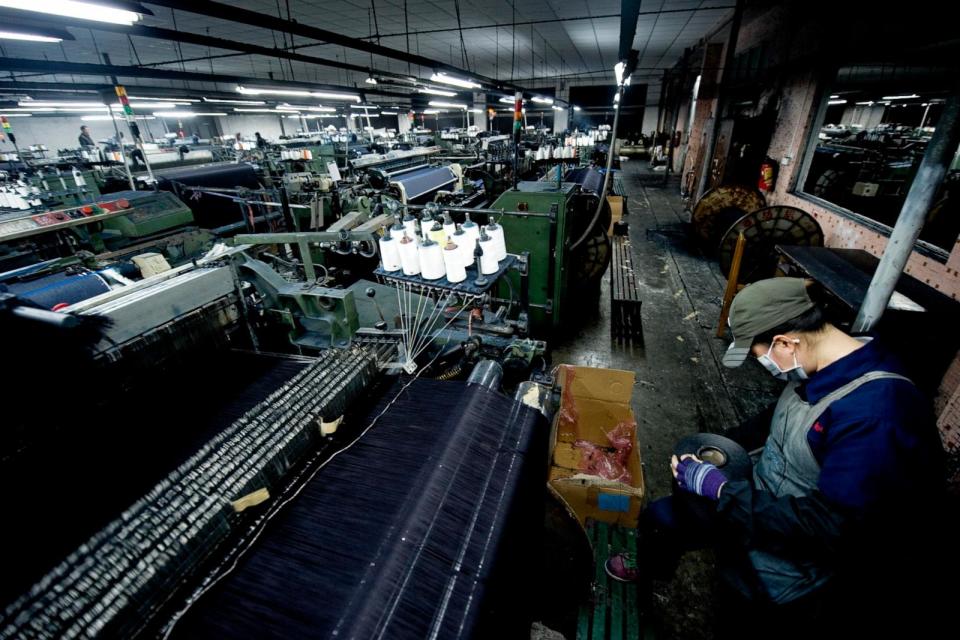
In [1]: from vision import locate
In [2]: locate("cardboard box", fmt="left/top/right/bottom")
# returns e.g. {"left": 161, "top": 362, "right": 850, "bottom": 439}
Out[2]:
{"left": 548, "top": 365, "right": 644, "bottom": 528}
{"left": 606, "top": 195, "right": 624, "bottom": 235}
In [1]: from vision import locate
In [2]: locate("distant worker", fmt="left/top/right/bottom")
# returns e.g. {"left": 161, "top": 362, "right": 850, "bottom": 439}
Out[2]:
{"left": 192, "top": 132, "right": 200, "bottom": 145}
{"left": 78, "top": 125, "right": 96, "bottom": 148}
{"left": 255, "top": 132, "right": 267, "bottom": 149}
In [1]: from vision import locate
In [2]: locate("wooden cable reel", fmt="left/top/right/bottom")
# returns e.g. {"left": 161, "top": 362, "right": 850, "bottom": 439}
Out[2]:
{"left": 718, "top": 206, "right": 824, "bottom": 283}
{"left": 691, "top": 185, "right": 766, "bottom": 251}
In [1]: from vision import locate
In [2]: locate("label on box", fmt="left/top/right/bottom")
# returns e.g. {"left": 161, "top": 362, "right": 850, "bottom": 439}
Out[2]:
{"left": 598, "top": 492, "right": 630, "bottom": 512}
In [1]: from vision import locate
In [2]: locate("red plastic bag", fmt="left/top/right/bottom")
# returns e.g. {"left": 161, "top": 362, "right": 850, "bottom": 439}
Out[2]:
{"left": 574, "top": 439, "right": 632, "bottom": 483}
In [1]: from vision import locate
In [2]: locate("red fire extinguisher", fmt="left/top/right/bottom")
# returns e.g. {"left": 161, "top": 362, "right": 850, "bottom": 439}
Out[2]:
{"left": 758, "top": 157, "right": 777, "bottom": 192}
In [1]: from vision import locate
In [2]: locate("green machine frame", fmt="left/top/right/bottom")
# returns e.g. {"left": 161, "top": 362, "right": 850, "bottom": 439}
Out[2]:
{"left": 490, "top": 182, "right": 579, "bottom": 332}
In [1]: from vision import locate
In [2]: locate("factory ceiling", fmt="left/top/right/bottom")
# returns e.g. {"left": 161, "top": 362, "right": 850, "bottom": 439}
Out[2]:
{"left": 0, "top": 0, "right": 732, "bottom": 105}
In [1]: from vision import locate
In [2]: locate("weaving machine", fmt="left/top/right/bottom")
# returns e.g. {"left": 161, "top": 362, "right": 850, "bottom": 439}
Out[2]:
{"left": 0, "top": 242, "right": 557, "bottom": 638}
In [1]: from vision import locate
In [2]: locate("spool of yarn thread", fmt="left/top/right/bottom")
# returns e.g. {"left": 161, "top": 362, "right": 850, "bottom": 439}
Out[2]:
{"left": 443, "top": 239, "right": 466, "bottom": 283}
{"left": 485, "top": 221, "right": 507, "bottom": 261}
{"left": 389, "top": 216, "right": 406, "bottom": 240}
{"left": 398, "top": 234, "right": 421, "bottom": 276}
{"left": 378, "top": 234, "right": 402, "bottom": 271}
{"left": 428, "top": 220, "right": 447, "bottom": 245}
{"left": 453, "top": 224, "right": 474, "bottom": 268}
{"left": 442, "top": 213, "right": 456, "bottom": 241}
{"left": 478, "top": 232, "right": 498, "bottom": 275}
{"left": 420, "top": 213, "right": 435, "bottom": 239}
{"left": 419, "top": 237, "right": 446, "bottom": 280}
{"left": 402, "top": 213, "right": 418, "bottom": 238}
{"left": 462, "top": 214, "right": 481, "bottom": 256}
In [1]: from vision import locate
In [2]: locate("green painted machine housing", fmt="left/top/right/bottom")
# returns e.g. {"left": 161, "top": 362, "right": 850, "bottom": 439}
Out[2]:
{"left": 491, "top": 182, "right": 579, "bottom": 333}
{"left": 100, "top": 190, "right": 195, "bottom": 239}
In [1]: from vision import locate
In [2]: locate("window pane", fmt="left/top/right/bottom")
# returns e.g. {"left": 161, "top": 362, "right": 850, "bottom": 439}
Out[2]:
{"left": 801, "top": 65, "right": 957, "bottom": 253}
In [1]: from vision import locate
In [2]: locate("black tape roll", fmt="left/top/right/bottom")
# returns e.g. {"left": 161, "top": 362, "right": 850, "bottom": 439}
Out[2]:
{"left": 673, "top": 433, "right": 752, "bottom": 482}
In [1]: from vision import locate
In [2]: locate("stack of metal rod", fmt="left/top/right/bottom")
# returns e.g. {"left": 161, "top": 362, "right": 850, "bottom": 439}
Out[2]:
{"left": 0, "top": 349, "right": 377, "bottom": 639}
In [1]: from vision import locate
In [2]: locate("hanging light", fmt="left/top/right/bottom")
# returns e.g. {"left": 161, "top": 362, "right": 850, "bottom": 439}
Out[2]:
{"left": 531, "top": 96, "right": 553, "bottom": 105}
{"left": 0, "top": 1, "right": 144, "bottom": 25}
{"left": 0, "top": 30, "right": 62, "bottom": 42}
{"left": 418, "top": 88, "right": 457, "bottom": 97}
{"left": 428, "top": 101, "right": 468, "bottom": 109}
{"left": 430, "top": 73, "right": 481, "bottom": 89}
{"left": 365, "top": 77, "right": 378, "bottom": 85}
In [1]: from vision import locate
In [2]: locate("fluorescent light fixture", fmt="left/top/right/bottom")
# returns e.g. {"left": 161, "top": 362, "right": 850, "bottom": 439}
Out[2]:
{"left": 0, "top": 0, "right": 141, "bottom": 25}
{"left": 828, "top": 99, "right": 847, "bottom": 105}
{"left": 428, "top": 100, "right": 467, "bottom": 109}
{"left": 154, "top": 111, "right": 197, "bottom": 118}
{"left": 310, "top": 91, "right": 361, "bottom": 102}
{"left": 882, "top": 94, "right": 919, "bottom": 100}
{"left": 830, "top": 94, "right": 839, "bottom": 99}
{"left": 193, "top": 112, "right": 227, "bottom": 116}
{"left": 81, "top": 114, "right": 155, "bottom": 121}
{"left": 131, "top": 96, "right": 200, "bottom": 103}
{"left": 856, "top": 101, "right": 874, "bottom": 106}
{"left": 0, "top": 113, "right": 31, "bottom": 117}
{"left": 381, "top": 111, "right": 399, "bottom": 115}
{"left": 499, "top": 97, "right": 521, "bottom": 104}
{"left": 20, "top": 100, "right": 102, "bottom": 108}
{"left": 468, "top": 108, "right": 484, "bottom": 113}
{"left": 365, "top": 77, "right": 378, "bottom": 85}
{"left": 552, "top": 105, "right": 563, "bottom": 111}
{"left": 202, "top": 97, "right": 265, "bottom": 105}
{"left": 614, "top": 61, "right": 626, "bottom": 85}
{"left": 237, "top": 86, "right": 360, "bottom": 101}
{"left": 531, "top": 96, "right": 553, "bottom": 105}
{"left": 281, "top": 104, "right": 336, "bottom": 112}
{"left": 430, "top": 73, "right": 481, "bottom": 89}
{"left": 350, "top": 104, "right": 379, "bottom": 110}
{"left": 418, "top": 88, "right": 457, "bottom": 97}
{"left": 423, "top": 109, "right": 441, "bottom": 114}
{"left": 0, "top": 30, "right": 62, "bottom": 42}
{"left": 573, "top": 106, "right": 581, "bottom": 112}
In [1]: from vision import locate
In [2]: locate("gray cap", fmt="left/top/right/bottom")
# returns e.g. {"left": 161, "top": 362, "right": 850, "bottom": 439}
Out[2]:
{"left": 722, "top": 278, "right": 815, "bottom": 368}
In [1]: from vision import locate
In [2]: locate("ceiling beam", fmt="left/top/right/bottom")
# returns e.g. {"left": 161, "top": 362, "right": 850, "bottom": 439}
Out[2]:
{"left": 142, "top": 0, "right": 524, "bottom": 93}
{"left": 0, "top": 57, "right": 414, "bottom": 100}
{"left": 0, "top": 8, "right": 416, "bottom": 86}
{"left": 620, "top": 0, "right": 643, "bottom": 63}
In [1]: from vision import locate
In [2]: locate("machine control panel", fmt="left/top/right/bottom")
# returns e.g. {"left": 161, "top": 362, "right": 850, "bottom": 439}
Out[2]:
{"left": 0, "top": 198, "right": 132, "bottom": 242}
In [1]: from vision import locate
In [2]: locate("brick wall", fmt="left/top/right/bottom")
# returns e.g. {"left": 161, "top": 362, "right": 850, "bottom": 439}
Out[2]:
{"left": 675, "top": 0, "right": 960, "bottom": 468}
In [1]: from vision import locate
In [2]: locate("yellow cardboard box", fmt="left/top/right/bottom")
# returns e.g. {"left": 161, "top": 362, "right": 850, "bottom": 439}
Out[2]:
{"left": 548, "top": 365, "right": 644, "bottom": 528}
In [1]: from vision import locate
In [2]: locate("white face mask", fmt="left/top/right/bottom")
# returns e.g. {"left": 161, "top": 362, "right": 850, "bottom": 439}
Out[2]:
{"left": 757, "top": 340, "right": 808, "bottom": 382}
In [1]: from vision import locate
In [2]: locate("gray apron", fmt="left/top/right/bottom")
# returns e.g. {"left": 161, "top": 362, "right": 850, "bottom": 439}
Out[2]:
{"left": 749, "top": 370, "right": 911, "bottom": 604}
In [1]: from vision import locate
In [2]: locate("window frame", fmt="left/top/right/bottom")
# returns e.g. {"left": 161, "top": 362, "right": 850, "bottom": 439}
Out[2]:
{"left": 791, "top": 68, "right": 953, "bottom": 263}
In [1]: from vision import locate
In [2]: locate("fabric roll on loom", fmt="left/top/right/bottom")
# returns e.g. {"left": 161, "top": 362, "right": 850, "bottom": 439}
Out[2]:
{"left": 149, "top": 162, "right": 263, "bottom": 228}
{"left": 167, "top": 378, "right": 549, "bottom": 640}
{"left": 4, "top": 270, "right": 111, "bottom": 309}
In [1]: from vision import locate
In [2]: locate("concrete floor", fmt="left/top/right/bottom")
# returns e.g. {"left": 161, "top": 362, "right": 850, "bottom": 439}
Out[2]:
{"left": 552, "top": 161, "right": 781, "bottom": 637}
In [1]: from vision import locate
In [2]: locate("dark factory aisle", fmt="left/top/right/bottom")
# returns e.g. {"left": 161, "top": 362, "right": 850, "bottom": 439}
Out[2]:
{"left": 551, "top": 161, "right": 781, "bottom": 637}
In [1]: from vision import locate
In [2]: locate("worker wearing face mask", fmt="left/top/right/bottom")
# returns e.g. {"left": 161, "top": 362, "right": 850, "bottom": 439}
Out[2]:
{"left": 605, "top": 277, "right": 946, "bottom": 635}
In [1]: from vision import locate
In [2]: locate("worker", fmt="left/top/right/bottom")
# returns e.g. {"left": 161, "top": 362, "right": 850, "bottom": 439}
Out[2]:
{"left": 78, "top": 125, "right": 96, "bottom": 148}
{"left": 255, "top": 131, "right": 267, "bottom": 149}
{"left": 604, "top": 278, "right": 945, "bottom": 634}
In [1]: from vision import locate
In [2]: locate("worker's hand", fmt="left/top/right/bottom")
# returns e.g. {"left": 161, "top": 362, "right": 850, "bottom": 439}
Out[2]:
{"left": 671, "top": 454, "right": 727, "bottom": 501}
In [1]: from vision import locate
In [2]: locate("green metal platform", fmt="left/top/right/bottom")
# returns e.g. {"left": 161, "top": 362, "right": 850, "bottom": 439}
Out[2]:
{"left": 577, "top": 520, "right": 652, "bottom": 640}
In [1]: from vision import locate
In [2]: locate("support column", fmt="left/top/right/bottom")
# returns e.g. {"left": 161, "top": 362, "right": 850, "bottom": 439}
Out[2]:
{"left": 472, "top": 92, "right": 488, "bottom": 132}
{"left": 554, "top": 84, "right": 570, "bottom": 133}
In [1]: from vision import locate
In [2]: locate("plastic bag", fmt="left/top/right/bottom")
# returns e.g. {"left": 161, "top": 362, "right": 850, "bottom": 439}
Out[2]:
{"left": 574, "top": 439, "right": 632, "bottom": 483}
